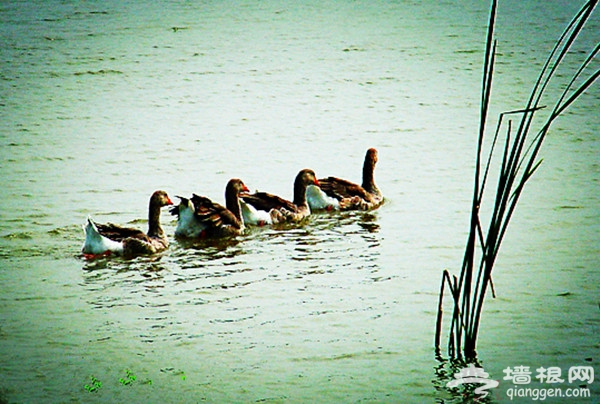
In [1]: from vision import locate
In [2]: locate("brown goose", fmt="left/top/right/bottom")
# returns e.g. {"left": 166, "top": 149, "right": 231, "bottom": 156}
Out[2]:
{"left": 307, "top": 148, "right": 383, "bottom": 211}
{"left": 171, "top": 178, "right": 249, "bottom": 238}
{"left": 82, "top": 190, "right": 173, "bottom": 258}
{"left": 241, "top": 169, "right": 320, "bottom": 224}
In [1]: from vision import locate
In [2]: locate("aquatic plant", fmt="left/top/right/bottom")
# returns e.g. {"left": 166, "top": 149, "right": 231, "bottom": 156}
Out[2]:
{"left": 84, "top": 375, "right": 102, "bottom": 393}
{"left": 119, "top": 369, "right": 137, "bottom": 386}
{"left": 435, "top": 0, "right": 599, "bottom": 360}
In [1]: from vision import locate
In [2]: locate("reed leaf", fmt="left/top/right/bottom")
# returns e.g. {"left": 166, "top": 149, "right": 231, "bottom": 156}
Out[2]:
{"left": 435, "top": 0, "right": 598, "bottom": 360}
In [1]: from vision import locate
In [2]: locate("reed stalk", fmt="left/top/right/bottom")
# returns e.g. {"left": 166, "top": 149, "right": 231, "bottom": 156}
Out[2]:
{"left": 435, "top": 0, "right": 599, "bottom": 360}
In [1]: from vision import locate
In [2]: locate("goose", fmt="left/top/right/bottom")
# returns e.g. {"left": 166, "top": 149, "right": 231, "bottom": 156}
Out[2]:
{"left": 240, "top": 198, "right": 273, "bottom": 226}
{"left": 82, "top": 190, "right": 173, "bottom": 258}
{"left": 171, "top": 178, "right": 248, "bottom": 238}
{"left": 241, "top": 169, "right": 320, "bottom": 224}
{"left": 307, "top": 148, "right": 383, "bottom": 211}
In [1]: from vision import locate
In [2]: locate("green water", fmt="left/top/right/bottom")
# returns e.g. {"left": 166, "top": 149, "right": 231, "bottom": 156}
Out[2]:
{"left": 1, "top": 0, "right": 598, "bottom": 402}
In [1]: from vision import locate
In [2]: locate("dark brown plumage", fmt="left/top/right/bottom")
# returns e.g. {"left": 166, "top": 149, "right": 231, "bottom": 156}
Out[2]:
{"left": 82, "top": 190, "right": 173, "bottom": 258}
{"left": 241, "top": 169, "right": 320, "bottom": 223}
{"left": 318, "top": 148, "right": 383, "bottom": 210}
{"left": 172, "top": 179, "right": 249, "bottom": 238}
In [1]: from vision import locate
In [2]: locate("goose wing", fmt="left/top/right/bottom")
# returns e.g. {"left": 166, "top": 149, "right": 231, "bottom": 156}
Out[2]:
{"left": 318, "top": 177, "right": 370, "bottom": 201}
{"left": 192, "top": 194, "right": 242, "bottom": 229}
{"left": 241, "top": 192, "right": 297, "bottom": 213}
{"left": 95, "top": 222, "right": 148, "bottom": 243}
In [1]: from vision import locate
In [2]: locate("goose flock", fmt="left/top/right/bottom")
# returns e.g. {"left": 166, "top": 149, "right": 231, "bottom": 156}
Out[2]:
{"left": 82, "top": 148, "right": 383, "bottom": 259}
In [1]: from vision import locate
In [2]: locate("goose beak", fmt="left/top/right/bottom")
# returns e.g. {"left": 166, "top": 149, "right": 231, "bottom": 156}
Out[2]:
{"left": 166, "top": 197, "right": 174, "bottom": 205}
{"left": 313, "top": 178, "right": 320, "bottom": 187}
{"left": 239, "top": 184, "right": 250, "bottom": 198}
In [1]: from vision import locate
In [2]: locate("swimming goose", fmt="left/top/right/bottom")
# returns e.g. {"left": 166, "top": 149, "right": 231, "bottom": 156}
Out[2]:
{"left": 308, "top": 148, "right": 383, "bottom": 211}
{"left": 171, "top": 178, "right": 248, "bottom": 238}
{"left": 240, "top": 198, "right": 273, "bottom": 226}
{"left": 241, "top": 169, "right": 320, "bottom": 224}
{"left": 82, "top": 190, "right": 173, "bottom": 258}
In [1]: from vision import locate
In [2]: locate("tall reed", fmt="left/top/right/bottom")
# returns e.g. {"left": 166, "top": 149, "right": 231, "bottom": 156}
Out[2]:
{"left": 435, "top": 0, "right": 599, "bottom": 360}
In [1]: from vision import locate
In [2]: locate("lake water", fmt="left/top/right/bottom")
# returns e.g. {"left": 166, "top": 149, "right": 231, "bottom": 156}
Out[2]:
{"left": 1, "top": 0, "right": 598, "bottom": 402}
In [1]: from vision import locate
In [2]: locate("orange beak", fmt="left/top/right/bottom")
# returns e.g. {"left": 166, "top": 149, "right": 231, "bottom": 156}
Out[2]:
{"left": 313, "top": 178, "right": 320, "bottom": 187}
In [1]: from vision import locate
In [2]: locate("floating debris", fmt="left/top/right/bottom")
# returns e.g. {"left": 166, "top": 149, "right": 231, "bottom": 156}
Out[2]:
{"left": 74, "top": 69, "right": 124, "bottom": 76}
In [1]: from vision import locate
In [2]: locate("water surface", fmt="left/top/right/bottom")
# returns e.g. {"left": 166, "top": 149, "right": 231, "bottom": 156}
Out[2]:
{"left": 1, "top": 0, "right": 598, "bottom": 402}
